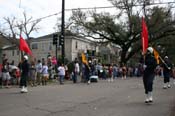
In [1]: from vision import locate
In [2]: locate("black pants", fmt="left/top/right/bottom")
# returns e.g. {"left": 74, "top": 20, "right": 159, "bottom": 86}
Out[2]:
{"left": 73, "top": 72, "right": 78, "bottom": 83}
{"left": 85, "top": 73, "right": 90, "bottom": 82}
{"left": 20, "top": 74, "right": 28, "bottom": 87}
{"left": 143, "top": 73, "right": 155, "bottom": 94}
{"left": 164, "top": 72, "right": 170, "bottom": 83}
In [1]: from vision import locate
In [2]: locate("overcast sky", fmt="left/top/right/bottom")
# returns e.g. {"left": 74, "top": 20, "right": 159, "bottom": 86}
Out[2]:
{"left": 0, "top": 0, "right": 174, "bottom": 38}
{"left": 0, "top": 0, "right": 113, "bottom": 38}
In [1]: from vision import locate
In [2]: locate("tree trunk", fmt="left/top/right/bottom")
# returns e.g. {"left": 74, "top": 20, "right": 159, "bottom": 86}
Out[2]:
{"left": 120, "top": 47, "right": 128, "bottom": 65}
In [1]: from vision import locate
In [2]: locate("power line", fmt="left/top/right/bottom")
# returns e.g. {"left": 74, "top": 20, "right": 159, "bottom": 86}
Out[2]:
{"left": 12, "top": 1, "right": 175, "bottom": 24}
{"left": 65, "top": 1, "right": 175, "bottom": 11}
{"left": 2, "top": 1, "right": 175, "bottom": 31}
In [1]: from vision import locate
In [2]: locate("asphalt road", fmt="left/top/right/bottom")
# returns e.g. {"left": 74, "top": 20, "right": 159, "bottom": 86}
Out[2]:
{"left": 0, "top": 77, "right": 174, "bottom": 116}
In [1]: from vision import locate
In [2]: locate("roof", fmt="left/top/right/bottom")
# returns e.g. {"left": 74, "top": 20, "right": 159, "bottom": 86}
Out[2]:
{"left": 30, "top": 31, "right": 94, "bottom": 43}
{"left": 0, "top": 35, "right": 14, "bottom": 50}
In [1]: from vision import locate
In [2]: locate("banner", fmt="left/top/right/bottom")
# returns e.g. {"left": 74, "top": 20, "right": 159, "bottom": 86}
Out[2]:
{"left": 81, "top": 53, "right": 88, "bottom": 65}
{"left": 141, "top": 17, "right": 148, "bottom": 54}
{"left": 19, "top": 36, "right": 32, "bottom": 55}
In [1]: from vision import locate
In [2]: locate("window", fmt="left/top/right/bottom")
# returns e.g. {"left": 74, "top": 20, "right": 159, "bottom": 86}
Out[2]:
{"left": 17, "top": 51, "right": 19, "bottom": 55}
{"left": 12, "top": 50, "right": 15, "bottom": 56}
{"left": 42, "top": 42, "right": 49, "bottom": 51}
{"left": 75, "top": 41, "right": 78, "bottom": 49}
{"left": 32, "top": 43, "right": 38, "bottom": 49}
{"left": 49, "top": 42, "right": 52, "bottom": 50}
{"left": 42, "top": 43, "right": 45, "bottom": 51}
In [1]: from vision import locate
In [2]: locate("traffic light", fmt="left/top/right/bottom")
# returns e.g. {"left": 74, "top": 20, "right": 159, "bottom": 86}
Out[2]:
{"left": 59, "top": 35, "right": 64, "bottom": 46}
{"left": 53, "top": 34, "right": 58, "bottom": 45}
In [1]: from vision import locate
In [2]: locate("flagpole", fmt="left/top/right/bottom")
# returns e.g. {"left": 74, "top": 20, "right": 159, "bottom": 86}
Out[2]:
{"left": 19, "top": 26, "right": 23, "bottom": 61}
{"left": 158, "top": 55, "right": 170, "bottom": 69}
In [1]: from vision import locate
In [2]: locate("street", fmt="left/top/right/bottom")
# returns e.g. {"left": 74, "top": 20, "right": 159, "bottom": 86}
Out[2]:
{"left": 0, "top": 77, "right": 174, "bottom": 116}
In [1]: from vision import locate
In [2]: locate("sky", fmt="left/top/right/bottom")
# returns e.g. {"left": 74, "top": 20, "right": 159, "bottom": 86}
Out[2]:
{"left": 0, "top": 0, "right": 174, "bottom": 38}
{"left": 0, "top": 0, "right": 113, "bottom": 38}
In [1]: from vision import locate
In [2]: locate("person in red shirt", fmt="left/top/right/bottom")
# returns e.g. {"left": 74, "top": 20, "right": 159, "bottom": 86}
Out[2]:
{"left": 108, "top": 64, "right": 113, "bottom": 82}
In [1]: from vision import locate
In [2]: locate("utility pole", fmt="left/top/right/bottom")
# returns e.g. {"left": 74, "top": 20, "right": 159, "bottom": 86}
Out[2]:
{"left": 52, "top": 33, "right": 58, "bottom": 60}
{"left": 61, "top": 0, "right": 65, "bottom": 64}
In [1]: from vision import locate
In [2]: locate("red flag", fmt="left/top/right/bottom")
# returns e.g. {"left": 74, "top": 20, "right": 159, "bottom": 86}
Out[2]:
{"left": 19, "top": 36, "right": 32, "bottom": 55}
{"left": 141, "top": 17, "right": 148, "bottom": 54}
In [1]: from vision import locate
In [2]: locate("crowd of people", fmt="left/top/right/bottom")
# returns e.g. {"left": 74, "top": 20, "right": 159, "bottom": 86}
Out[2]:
{"left": 0, "top": 52, "right": 175, "bottom": 97}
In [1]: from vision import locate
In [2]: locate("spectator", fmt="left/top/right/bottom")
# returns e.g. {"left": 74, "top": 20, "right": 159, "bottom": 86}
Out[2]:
{"left": 1, "top": 59, "right": 11, "bottom": 88}
{"left": 29, "top": 61, "right": 36, "bottom": 87}
{"left": 58, "top": 63, "right": 65, "bottom": 85}
{"left": 36, "top": 60, "right": 42, "bottom": 85}
{"left": 72, "top": 60, "right": 80, "bottom": 83}
{"left": 113, "top": 64, "right": 118, "bottom": 79}
{"left": 172, "top": 66, "right": 175, "bottom": 85}
{"left": 108, "top": 64, "right": 113, "bottom": 82}
{"left": 41, "top": 62, "right": 49, "bottom": 85}
{"left": 122, "top": 64, "right": 127, "bottom": 79}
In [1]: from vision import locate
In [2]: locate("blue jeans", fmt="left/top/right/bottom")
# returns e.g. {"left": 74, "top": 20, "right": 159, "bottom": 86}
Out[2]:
{"left": 59, "top": 75, "right": 64, "bottom": 84}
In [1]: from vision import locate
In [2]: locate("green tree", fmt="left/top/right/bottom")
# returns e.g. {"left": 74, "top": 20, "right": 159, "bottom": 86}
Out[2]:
{"left": 70, "top": 0, "right": 175, "bottom": 64}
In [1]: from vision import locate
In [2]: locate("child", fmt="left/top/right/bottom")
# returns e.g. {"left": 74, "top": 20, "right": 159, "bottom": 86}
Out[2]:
{"left": 41, "top": 62, "right": 49, "bottom": 85}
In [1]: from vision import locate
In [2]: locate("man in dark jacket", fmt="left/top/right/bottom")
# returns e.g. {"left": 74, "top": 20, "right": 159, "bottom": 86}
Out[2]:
{"left": 84, "top": 63, "right": 90, "bottom": 84}
{"left": 20, "top": 55, "right": 30, "bottom": 93}
{"left": 143, "top": 47, "right": 157, "bottom": 103}
{"left": 163, "top": 56, "right": 172, "bottom": 89}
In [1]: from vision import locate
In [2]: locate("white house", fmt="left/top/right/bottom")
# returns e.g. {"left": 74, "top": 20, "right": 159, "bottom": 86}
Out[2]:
{"left": 2, "top": 32, "right": 121, "bottom": 65}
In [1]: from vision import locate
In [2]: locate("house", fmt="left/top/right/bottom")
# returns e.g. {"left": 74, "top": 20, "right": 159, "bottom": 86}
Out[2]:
{"left": 97, "top": 42, "right": 121, "bottom": 64}
{"left": 2, "top": 32, "right": 121, "bottom": 65}
{"left": 0, "top": 35, "right": 16, "bottom": 64}
{"left": 29, "top": 32, "right": 96, "bottom": 63}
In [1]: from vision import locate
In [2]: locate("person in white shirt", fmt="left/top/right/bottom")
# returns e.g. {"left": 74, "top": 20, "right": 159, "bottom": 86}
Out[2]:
{"left": 41, "top": 62, "right": 49, "bottom": 85}
{"left": 36, "top": 60, "right": 42, "bottom": 85}
{"left": 73, "top": 60, "right": 80, "bottom": 83}
{"left": 58, "top": 63, "right": 65, "bottom": 85}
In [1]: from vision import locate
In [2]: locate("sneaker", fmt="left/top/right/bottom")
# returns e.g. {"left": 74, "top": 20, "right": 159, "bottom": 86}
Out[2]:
{"left": 145, "top": 94, "right": 149, "bottom": 103}
{"left": 20, "top": 86, "right": 25, "bottom": 93}
{"left": 145, "top": 99, "right": 149, "bottom": 103}
{"left": 149, "top": 96, "right": 153, "bottom": 103}
{"left": 167, "top": 84, "right": 171, "bottom": 88}
{"left": 23, "top": 87, "right": 28, "bottom": 93}
{"left": 148, "top": 92, "right": 153, "bottom": 103}
{"left": 163, "top": 84, "right": 167, "bottom": 89}
{"left": 87, "top": 80, "right": 91, "bottom": 84}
